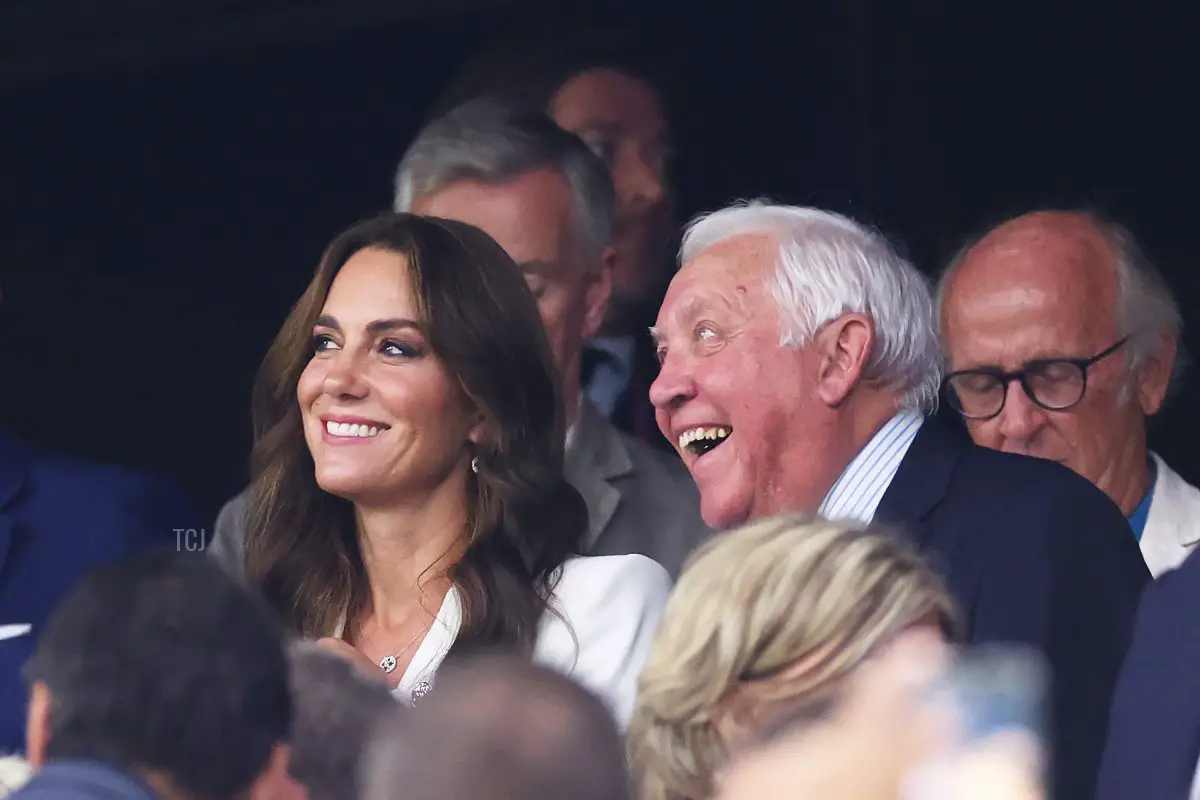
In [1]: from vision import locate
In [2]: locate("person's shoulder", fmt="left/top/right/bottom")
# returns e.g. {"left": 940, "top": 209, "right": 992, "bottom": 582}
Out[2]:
{"left": 8, "top": 435, "right": 198, "bottom": 551}
{"left": 1150, "top": 452, "right": 1200, "bottom": 508}
{"left": 209, "top": 488, "right": 253, "bottom": 576}
{"left": 1145, "top": 546, "right": 1200, "bottom": 607}
{"left": 215, "top": 488, "right": 251, "bottom": 526}
{"left": 547, "top": 555, "right": 672, "bottom": 637}
{"left": 555, "top": 553, "right": 673, "bottom": 607}
{"left": 954, "top": 444, "right": 1130, "bottom": 544}
{"left": 18, "top": 436, "right": 179, "bottom": 500}
{"left": 955, "top": 437, "right": 1118, "bottom": 509}
{"left": 539, "top": 555, "right": 672, "bottom": 727}
{"left": 947, "top": 436, "right": 1147, "bottom": 580}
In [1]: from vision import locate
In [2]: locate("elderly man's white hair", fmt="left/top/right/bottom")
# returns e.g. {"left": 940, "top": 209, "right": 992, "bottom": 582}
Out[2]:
{"left": 680, "top": 200, "right": 942, "bottom": 412}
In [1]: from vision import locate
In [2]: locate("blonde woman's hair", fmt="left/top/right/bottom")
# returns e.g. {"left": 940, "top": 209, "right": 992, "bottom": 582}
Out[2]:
{"left": 626, "top": 514, "right": 959, "bottom": 800}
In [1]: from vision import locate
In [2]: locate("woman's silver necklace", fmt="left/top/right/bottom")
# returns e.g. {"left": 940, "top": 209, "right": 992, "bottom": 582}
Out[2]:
{"left": 357, "top": 623, "right": 427, "bottom": 674}
{"left": 363, "top": 626, "right": 435, "bottom": 703}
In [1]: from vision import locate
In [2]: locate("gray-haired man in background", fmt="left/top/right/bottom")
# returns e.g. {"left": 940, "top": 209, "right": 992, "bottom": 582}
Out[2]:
{"left": 392, "top": 98, "right": 708, "bottom": 577}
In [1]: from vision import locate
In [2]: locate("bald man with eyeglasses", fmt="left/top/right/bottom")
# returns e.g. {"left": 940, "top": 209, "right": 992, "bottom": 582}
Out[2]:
{"left": 938, "top": 209, "right": 1200, "bottom": 578}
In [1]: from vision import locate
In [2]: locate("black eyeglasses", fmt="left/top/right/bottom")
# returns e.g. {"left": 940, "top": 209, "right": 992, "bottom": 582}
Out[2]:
{"left": 943, "top": 337, "right": 1130, "bottom": 421}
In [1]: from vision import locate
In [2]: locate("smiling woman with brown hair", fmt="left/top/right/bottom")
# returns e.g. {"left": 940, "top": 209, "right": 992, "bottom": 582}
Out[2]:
{"left": 242, "top": 212, "right": 669, "bottom": 724}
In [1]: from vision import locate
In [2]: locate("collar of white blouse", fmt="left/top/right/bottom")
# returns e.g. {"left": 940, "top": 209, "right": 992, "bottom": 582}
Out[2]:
{"left": 331, "top": 588, "right": 462, "bottom": 704}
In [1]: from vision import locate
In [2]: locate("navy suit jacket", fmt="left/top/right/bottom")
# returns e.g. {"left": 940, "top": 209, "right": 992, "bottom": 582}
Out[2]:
{"left": 1094, "top": 544, "right": 1200, "bottom": 800}
{"left": 0, "top": 430, "right": 198, "bottom": 754}
{"left": 875, "top": 418, "right": 1150, "bottom": 800}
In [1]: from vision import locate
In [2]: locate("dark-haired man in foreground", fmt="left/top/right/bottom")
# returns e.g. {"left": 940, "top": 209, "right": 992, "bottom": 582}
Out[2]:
{"left": 13, "top": 552, "right": 298, "bottom": 800}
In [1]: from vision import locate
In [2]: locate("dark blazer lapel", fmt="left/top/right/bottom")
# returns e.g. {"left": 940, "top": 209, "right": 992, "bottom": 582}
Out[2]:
{"left": 875, "top": 417, "right": 964, "bottom": 549}
{"left": 565, "top": 402, "right": 634, "bottom": 550}
{"left": 0, "top": 431, "right": 28, "bottom": 575}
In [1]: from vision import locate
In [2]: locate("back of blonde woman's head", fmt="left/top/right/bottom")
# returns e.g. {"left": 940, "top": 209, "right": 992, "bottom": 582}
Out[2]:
{"left": 626, "top": 514, "right": 958, "bottom": 800}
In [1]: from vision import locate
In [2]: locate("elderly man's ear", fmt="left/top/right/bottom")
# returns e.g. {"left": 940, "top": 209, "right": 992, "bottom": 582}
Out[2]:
{"left": 814, "top": 314, "right": 874, "bottom": 408}
{"left": 1136, "top": 331, "right": 1179, "bottom": 416}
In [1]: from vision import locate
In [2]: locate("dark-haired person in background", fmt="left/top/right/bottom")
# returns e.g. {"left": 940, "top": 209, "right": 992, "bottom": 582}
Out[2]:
{"left": 13, "top": 552, "right": 296, "bottom": 800}
{"left": 433, "top": 33, "right": 677, "bottom": 449}
{"left": 231, "top": 213, "right": 668, "bottom": 726}
{"left": 393, "top": 98, "right": 708, "bottom": 577}
{"left": 0, "top": 285, "right": 202, "bottom": 756}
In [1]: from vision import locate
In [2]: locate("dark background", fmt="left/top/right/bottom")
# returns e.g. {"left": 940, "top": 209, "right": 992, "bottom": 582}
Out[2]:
{"left": 0, "top": 0, "right": 1193, "bottom": 522}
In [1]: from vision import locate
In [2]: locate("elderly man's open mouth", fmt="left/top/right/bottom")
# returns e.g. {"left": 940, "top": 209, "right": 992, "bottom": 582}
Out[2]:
{"left": 677, "top": 426, "right": 732, "bottom": 457}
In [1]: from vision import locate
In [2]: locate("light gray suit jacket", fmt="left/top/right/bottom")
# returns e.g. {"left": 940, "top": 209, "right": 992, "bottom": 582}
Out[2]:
{"left": 209, "top": 401, "right": 710, "bottom": 578}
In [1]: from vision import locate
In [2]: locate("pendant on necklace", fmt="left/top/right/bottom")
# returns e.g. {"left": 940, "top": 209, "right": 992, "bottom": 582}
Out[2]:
{"left": 379, "top": 655, "right": 398, "bottom": 673}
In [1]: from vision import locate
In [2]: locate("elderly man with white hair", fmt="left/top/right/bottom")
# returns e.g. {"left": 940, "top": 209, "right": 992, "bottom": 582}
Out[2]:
{"left": 648, "top": 201, "right": 1149, "bottom": 800}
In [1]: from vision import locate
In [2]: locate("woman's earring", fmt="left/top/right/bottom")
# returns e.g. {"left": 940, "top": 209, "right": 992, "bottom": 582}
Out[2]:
{"left": 470, "top": 456, "right": 479, "bottom": 474}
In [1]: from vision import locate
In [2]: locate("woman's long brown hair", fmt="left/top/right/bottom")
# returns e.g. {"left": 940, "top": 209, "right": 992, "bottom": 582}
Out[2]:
{"left": 243, "top": 212, "right": 588, "bottom": 655}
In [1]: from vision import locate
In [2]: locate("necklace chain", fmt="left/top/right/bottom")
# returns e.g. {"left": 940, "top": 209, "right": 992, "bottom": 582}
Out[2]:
{"left": 355, "top": 620, "right": 431, "bottom": 674}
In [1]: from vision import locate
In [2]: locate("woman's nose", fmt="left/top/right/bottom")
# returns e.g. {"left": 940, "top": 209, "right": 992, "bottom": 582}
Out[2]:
{"left": 322, "top": 353, "right": 368, "bottom": 398}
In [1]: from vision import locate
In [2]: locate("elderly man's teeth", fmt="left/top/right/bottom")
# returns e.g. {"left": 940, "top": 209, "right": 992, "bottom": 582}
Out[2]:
{"left": 678, "top": 426, "right": 732, "bottom": 452}
{"left": 325, "top": 421, "right": 380, "bottom": 438}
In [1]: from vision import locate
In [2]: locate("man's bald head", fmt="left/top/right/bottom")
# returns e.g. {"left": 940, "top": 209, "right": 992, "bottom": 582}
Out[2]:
{"left": 935, "top": 209, "right": 1181, "bottom": 516}
{"left": 944, "top": 211, "right": 1117, "bottom": 336}
{"left": 939, "top": 210, "right": 1178, "bottom": 378}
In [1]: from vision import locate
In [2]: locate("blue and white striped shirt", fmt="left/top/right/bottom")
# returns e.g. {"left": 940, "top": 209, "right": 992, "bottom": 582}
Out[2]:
{"left": 817, "top": 410, "right": 925, "bottom": 524}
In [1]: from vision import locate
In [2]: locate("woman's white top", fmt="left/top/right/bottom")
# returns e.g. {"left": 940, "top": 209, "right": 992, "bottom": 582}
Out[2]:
{"left": 336, "top": 553, "right": 671, "bottom": 728}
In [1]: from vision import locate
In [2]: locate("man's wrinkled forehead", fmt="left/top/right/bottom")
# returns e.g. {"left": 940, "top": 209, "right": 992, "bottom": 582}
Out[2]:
{"left": 653, "top": 233, "right": 776, "bottom": 337}
{"left": 951, "top": 212, "right": 1119, "bottom": 308}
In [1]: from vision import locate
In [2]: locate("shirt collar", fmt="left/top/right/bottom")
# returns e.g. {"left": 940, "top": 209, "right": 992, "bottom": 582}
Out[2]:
{"left": 21, "top": 760, "right": 158, "bottom": 800}
{"left": 1127, "top": 457, "right": 1159, "bottom": 541}
{"left": 818, "top": 409, "right": 925, "bottom": 524}
{"left": 587, "top": 336, "right": 637, "bottom": 376}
